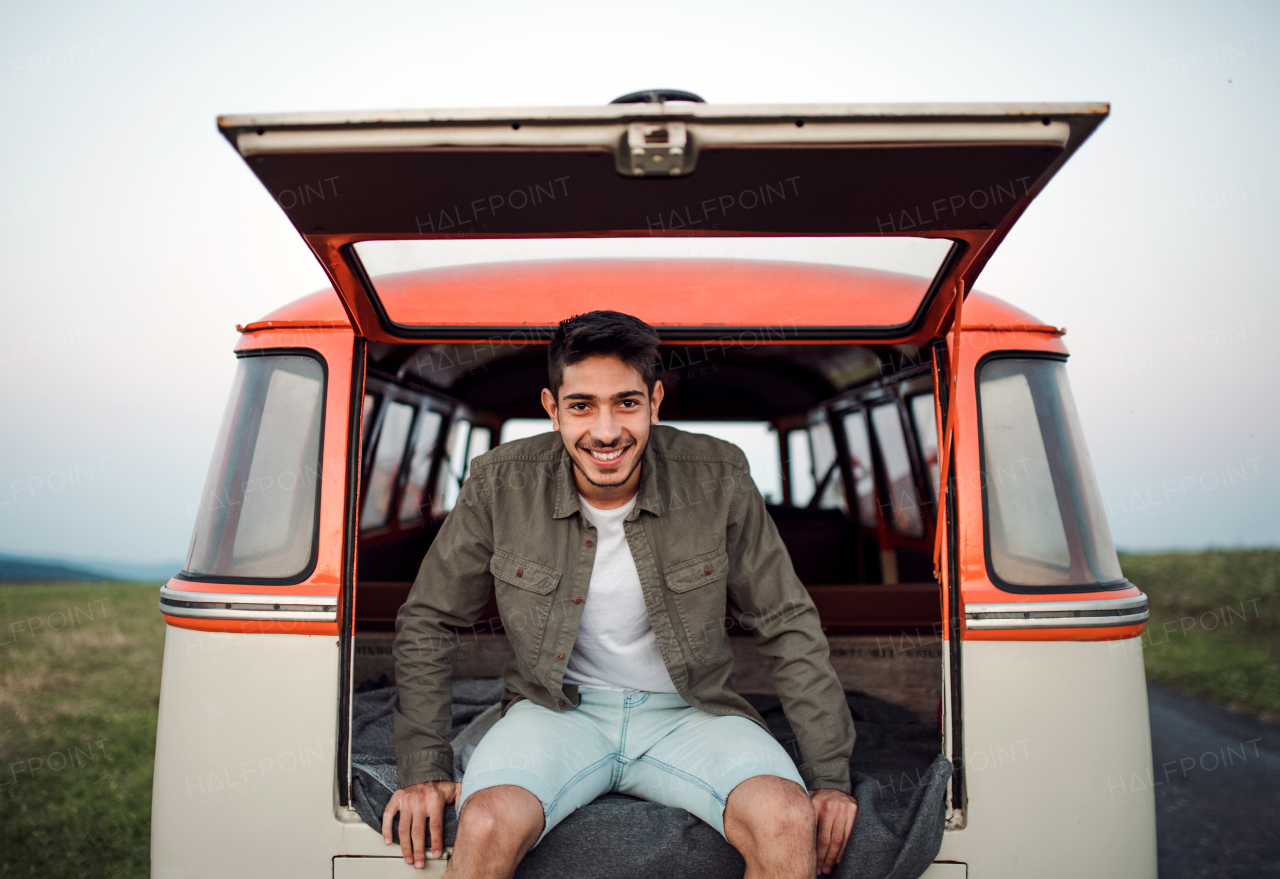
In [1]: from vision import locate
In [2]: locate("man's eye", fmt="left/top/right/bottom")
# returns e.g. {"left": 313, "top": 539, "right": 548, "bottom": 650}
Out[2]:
{"left": 620, "top": 400, "right": 638, "bottom": 408}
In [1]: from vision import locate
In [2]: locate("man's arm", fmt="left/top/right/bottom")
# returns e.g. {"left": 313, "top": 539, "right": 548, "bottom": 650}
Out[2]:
{"left": 391, "top": 466, "right": 496, "bottom": 788}
{"left": 387, "top": 467, "right": 497, "bottom": 866}
{"left": 723, "top": 467, "right": 856, "bottom": 793}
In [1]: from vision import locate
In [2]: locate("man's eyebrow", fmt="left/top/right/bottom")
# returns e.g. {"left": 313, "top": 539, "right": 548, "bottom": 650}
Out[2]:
{"left": 560, "top": 389, "right": 645, "bottom": 403}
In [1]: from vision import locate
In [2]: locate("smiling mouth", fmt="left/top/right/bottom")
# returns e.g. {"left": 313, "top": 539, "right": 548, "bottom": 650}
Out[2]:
{"left": 584, "top": 445, "right": 630, "bottom": 464}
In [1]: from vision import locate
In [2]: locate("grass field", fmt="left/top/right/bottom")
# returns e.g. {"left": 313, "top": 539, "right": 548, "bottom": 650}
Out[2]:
{"left": 1120, "top": 549, "right": 1280, "bottom": 720}
{"left": 0, "top": 582, "right": 164, "bottom": 878}
{"left": 0, "top": 551, "right": 1275, "bottom": 873}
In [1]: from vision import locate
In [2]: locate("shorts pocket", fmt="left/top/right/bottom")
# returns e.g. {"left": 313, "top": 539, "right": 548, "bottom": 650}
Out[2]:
{"left": 491, "top": 551, "right": 561, "bottom": 667}
{"left": 663, "top": 548, "right": 729, "bottom": 666}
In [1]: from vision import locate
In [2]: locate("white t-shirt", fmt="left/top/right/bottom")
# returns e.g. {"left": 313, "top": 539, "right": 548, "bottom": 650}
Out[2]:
{"left": 562, "top": 495, "right": 679, "bottom": 693}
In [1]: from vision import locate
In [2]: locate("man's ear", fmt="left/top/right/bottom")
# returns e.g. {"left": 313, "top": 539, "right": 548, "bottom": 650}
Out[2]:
{"left": 649, "top": 380, "right": 664, "bottom": 425}
{"left": 541, "top": 388, "right": 561, "bottom": 431}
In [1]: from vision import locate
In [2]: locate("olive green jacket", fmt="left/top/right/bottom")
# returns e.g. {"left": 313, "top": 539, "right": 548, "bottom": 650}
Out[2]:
{"left": 392, "top": 425, "right": 855, "bottom": 792}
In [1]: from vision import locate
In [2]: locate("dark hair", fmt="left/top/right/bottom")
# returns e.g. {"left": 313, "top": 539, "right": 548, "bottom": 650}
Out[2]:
{"left": 547, "top": 311, "right": 661, "bottom": 398}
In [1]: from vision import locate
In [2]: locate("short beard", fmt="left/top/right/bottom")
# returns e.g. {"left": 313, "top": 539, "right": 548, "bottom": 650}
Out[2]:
{"left": 571, "top": 448, "right": 644, "bottom": 490}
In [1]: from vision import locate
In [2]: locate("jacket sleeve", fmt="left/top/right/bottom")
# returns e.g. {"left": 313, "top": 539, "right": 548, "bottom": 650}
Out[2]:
{"left": 392, "top": 466, "right": 496, "bottom": 788}
{"left": 723, "top": 467, "right": 856, "bottom": 793}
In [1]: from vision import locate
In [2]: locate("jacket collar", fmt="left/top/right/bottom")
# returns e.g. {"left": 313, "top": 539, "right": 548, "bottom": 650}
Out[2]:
{"left": 551, "top": 436, "right": 664, "bottom": 520}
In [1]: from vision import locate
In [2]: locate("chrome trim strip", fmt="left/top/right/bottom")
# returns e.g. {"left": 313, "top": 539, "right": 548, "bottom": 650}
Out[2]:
{"left": 965, "top": 594, "right": 1148, "bottom": 616}
{"left": 964, "top": 593, "right": 1149, "bottom": 630}
{"left": 965, "top": 610, "right": 1150, "bottom": 630}
{"left": 158, "top": 586, "right": 338, "bottom": 622}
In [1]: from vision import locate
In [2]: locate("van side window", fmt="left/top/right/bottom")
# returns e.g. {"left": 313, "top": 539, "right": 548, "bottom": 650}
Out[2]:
{"left": 809, "top": 421, "right": 846, "bottom": 512}
{"left": 979, "top": 358, "right": 1123, "bottom": 588}
{"left": 361, "top": 401, "right": 415, "bottom": 531}
{"left": 870, "top": 403, "right": 924, "bottom": 537}
{"left": 500, "top": 418, "right": 553, "bottom": 443}
{"left": 438, "top": 418, "right": 472, "bottom": 512}
{"left": 362, "top": 393, "right": 380, "bottom": 449}
{"left": 466, "top": 426, "right": 491, "bottom": 469}
{"left": 397, "top": 410, "right": 444, "bottom": 525}
{"left": 841, "top": 411, "right": 877, "bottom": 526}
{"left": 786, "top": 429, "right": 815, "bottom": 507}
{"left": 184, "top": 354, "right": 325, "bottom": 580}
{"left": 909, "top": 393, "right": 940, "bottom": 503}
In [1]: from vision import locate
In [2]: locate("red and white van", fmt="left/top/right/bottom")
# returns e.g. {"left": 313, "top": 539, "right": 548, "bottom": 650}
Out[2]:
{"left": 151, "top": 97, "right": 1156, "bottom": 878}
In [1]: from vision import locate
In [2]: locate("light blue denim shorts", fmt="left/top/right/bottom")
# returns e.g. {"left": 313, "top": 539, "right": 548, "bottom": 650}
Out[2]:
{"left": 457, "top": 689, "right": 807, "bottom": 842}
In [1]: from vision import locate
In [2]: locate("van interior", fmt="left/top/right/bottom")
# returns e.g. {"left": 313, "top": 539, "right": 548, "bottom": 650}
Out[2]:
{"left": 350, "top": 338, "right": 944, "bottom": 760}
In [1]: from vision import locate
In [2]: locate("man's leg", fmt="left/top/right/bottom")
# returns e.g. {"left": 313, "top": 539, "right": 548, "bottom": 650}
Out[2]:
{"left": 447, "top": 785, "right": 544, "bottom": 879}
{"left": 723, "top": 775, "right": 817, "bottom": 879}
{"left": 450, "top": 693, "right": 618, "bottom": 875}
{"left": 617, "top": 695, "right": 818, "bottom": 878}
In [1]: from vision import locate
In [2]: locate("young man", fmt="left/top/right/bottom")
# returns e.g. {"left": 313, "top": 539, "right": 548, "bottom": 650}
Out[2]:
{"left": 385, "top": 311, "right": 857, "bottom": 878}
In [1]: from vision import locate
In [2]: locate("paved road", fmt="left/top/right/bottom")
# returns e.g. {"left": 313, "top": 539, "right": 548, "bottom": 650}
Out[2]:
{"left": 1147, "top": 681, "right": 1280, "bottom": 878}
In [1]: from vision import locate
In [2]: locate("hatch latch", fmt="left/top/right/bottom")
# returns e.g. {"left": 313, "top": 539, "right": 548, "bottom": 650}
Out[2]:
{"left": 623, "top": 122, "right": 691, "bottom": 176}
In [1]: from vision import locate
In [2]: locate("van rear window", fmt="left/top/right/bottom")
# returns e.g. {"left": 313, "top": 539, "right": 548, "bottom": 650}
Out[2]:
{"left": 978, "top": 357, "right": 1123, "bottom": 591}
{"left": 183, "top": 354, "right": 325, "bottom": 582}
{"left": 351, "top": 238, "right": 953, "bottom": 332}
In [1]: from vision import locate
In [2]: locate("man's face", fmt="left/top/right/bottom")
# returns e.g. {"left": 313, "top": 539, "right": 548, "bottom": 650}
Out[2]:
{"left": 541, "top": 355, "right": 664, "bottom": 498}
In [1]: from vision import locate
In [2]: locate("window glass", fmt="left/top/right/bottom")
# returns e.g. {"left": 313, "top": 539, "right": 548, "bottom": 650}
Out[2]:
{"left": 354, "top": 237, "right": 954, "bottom": 332}
{"left": 467, "top": 426, "right": 492, "bottom": 471}
{"left": 362, "top": 393, "right": 379, "bottom": 446}
{"left": 500, "top": 418, "right": 554, "bottom": 444}
{"left": 498, "top": 418, "right": 784, "bottom": 505}
{"left": 787, "top": 430, "right": 815, "bottom": 507}
{"left": 397, "top": 410, "right": 444, "bottom": 524}
{"left": 185, "top": 355, "right": 324, "bottom": 580}
{"left": 841, "top": 411, "right": 877, "bottom": 525}
{"left": 910, "top": 393, "right": 940, "bottom": 502}
{"left": 809, "top": 421, "right": 846, "bottom": 512}
{"left": 361, "top": 401, "right": 415, "bottom": 531}
{"left": 439, "top": 418, "right": 472, "bottom": 512}
{"left": 871, "top": 403, "right": 924, "bottom": 536}
{"left": 979, "top": 358, "right": 1123, "bottom": 588}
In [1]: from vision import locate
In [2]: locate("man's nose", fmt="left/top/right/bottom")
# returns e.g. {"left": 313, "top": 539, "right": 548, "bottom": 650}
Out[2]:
{"left": 590, "top": 408, "right": 622, "bottom": 444}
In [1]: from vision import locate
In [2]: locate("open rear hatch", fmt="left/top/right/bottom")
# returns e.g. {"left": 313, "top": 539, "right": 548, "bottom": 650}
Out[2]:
{"left": 219, "top": 101, "right": 1106, "bottom": 342}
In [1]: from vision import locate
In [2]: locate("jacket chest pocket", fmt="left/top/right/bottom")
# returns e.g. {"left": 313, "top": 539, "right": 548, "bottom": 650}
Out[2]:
{"left": 663, "top": 548, "right": 730, "bottom": 666}
{"left": 490, "top": 551, "right": 561, "bottom": 669}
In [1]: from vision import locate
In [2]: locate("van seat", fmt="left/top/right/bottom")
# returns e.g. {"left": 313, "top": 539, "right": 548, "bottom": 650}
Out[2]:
{"left": 766, "top": 505, "right": 860, "bottom": 584}
{"left": 804, "top": 583, "right": 940, "bottom": 636}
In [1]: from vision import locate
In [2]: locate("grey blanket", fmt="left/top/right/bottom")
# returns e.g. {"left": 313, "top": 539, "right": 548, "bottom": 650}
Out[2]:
{"left": 350, "top": 679, "right": 950, "bottom": 879}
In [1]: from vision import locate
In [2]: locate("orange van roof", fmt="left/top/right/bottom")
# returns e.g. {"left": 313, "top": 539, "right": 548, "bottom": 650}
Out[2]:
{"left": 244, "top": 287, "right": 351, "bottom": 332}
{"left": 249, "top": 260, "right": 1054, "bottom": 339}
{"left": 960, "top": 291, "right": 1057, "bottom": 333}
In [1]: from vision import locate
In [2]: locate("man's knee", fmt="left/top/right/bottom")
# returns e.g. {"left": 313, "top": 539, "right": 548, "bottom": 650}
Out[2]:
{"left": 457, "top": 791, "right": 502, "bottom": 842}
{"left": 727, "top": 775, "right": 814, "bottom": 842}
{"left": 458, "top": 785, "right": 543, "bottom": 843}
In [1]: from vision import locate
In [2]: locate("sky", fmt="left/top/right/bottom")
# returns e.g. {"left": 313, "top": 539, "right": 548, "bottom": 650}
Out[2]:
{"left": 0, "top": 0, "right": 1276, "bottom": 567}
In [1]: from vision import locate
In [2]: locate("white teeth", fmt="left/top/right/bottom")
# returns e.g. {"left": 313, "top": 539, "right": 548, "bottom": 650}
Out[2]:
{"left": 589, "top": 448, "right": 624, "bottom": 462}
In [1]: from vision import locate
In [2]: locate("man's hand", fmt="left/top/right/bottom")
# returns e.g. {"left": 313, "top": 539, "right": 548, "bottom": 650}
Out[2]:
{"left": 382, "top": 780, "right": 461, "bottom": 869}
{"left": 809, "top": 788, "right": 857, "bottom": 876}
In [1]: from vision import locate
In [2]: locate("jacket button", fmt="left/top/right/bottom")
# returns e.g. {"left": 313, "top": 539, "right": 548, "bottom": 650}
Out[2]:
{"left": 556, "top": 652, "right": 564, "bottom": 660}
{"left": 558, "top": 700, "right": 566, "bottom": 707}
{"left": 704, "top": 566, "right": 713, "bottom": 575}
{"left": 585, "top": 540, "right": 594, "bottom": 547}
{"left": 516, "top": 569, "right": 524, "bottom": 578}
{"left": 573, "top": 597, "right": 582, "bottom": 604}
